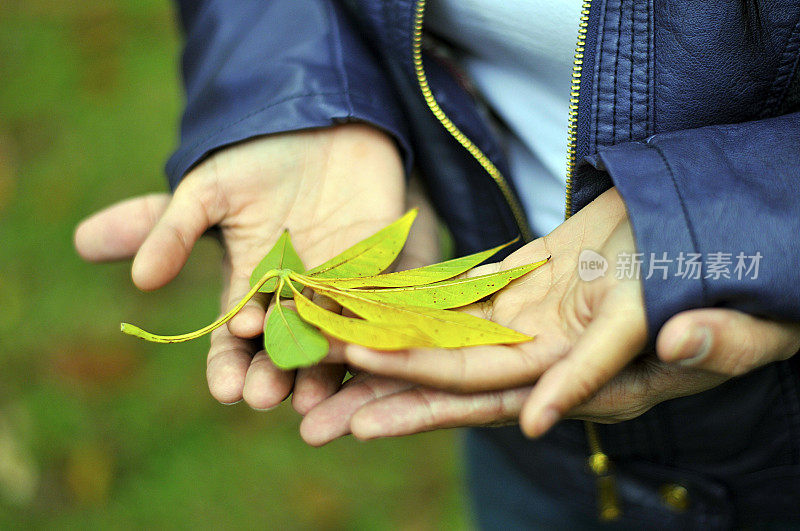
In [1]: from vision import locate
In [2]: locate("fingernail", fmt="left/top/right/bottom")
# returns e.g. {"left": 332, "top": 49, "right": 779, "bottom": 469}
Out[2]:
{"left": 250, "top": 404, "right": 279, "bottom": 412}
{"left": 670, "top": 326, "right": 713, "bottom": 366}
{"left": 220, "top": 399, "right": 243, "bottom": 406}
{"left": 525, "top": 407, "right": 560, "bottom": 438}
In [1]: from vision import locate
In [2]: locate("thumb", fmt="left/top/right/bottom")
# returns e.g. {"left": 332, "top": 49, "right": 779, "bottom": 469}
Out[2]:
{"left": 74, "top": 193, "right": 170, "bottom": 262}
{"left": 519, "top": 282, "right": 647, "bottom": 438}
{"left": 657, "top": 308, "right": 800, "bottom": 376}
{"left": 131, "top": 178, "right": 228, "bottom": 291}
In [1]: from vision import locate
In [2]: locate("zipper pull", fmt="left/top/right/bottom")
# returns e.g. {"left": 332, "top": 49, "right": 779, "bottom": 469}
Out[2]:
{"left": 585, "top": 422, "right": 621, "bottom": 521}
{"left": 588, "top": 451, "right": 621, "bottom": 521}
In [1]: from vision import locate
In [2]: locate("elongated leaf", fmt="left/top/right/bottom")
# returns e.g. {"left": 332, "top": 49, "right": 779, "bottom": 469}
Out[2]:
{"left": 293, "top": 291, "right": 434, "bottom": 350}
{"left": 250, "top": 230, "right": 305, "bottom": 297}
{"left": 311, "top": 240, "right": 517, "bottom": 289}
{"left": 264, "top": 302, "right": 329, "bottom": 369}
{"left": 307, "top": 284, "right": 532, "bottom": 347}
{"left": 121, "top": 269, "right": 279, "bottom": 343}
{"left": 347, "top": 259, "right": 548, "bottom": 309}
{"left": 306, "top": 210, "right": 417, "bottom": 279}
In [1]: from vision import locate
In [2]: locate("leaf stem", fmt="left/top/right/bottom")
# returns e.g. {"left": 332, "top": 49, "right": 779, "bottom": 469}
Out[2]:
{"left": 121, "top": 269, "right": 280, "bottom": 343}
{"left": 290, "top": 272, "right": 345, "bottom": 295}
{"left": 275, "top": 277, "right": 284, "bottom": 312}
{"left": 286, "top": 277, "right": 300, "bottom": 295}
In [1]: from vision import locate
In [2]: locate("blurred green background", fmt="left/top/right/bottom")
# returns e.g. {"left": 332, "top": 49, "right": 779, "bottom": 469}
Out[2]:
{"left": 0, "top": 1, "right": 469, "bottom": 528}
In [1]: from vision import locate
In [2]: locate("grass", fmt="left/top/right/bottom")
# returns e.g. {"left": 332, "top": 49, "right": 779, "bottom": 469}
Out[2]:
{"left": 0, "top": 2, "right": 469, "bottom": 528}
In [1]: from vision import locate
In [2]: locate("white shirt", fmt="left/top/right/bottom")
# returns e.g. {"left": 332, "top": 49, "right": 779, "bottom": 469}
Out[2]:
{"left": 426, "top": 0, "right": 583, "bottom": 236}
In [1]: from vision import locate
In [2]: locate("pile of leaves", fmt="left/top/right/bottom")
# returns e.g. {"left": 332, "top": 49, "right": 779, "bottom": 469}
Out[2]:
{"left": 122, "top": 210, "right": 548, "bottom": 369}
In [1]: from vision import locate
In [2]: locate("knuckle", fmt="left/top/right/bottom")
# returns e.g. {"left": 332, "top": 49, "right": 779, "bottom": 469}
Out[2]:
{"left": 718, "top": 339, "right": 759, "bottom": 376}
{"left": 576, "top": 399, "right": 650, "bottom": 424}
{"left": 190, "top": 181, "right": 223, "bottom": 222}
{"left": 359, "top": 378, "right": 385, "bottom": 403}
{"left": 411, "top": 388, "right": 438, "bottom": 426}
{"left": 435, "top": 350, "right": 473, "bottom": 393}
{"left": 165, "top": 220, "right": 192, "bottom": 256}
{"left": 726, "top": 354, "right": 758, "bottom": 377}
{"left": 736, "top": 328, "right": 759, "bottom": 360}
{"left": 489, "top": 390, "right": 516, "bottom": 423}
{"left": 487, "top": 391, "right": 507, "bottom": 420}
{"left": 179, "top": 170, "right": 228, "bottom": 223}
{"left": 453, "top": 349, "right": 471, "bottom": 392}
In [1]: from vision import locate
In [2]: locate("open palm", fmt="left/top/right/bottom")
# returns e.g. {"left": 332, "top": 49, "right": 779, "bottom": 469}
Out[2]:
{"left": 75, "top": 124, "right": 405, "bottom": 412}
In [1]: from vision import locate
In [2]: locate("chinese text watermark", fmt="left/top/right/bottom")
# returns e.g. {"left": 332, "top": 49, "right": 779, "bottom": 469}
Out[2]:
{"left": 578, "top": 251, "right": 762, "bottom": 282}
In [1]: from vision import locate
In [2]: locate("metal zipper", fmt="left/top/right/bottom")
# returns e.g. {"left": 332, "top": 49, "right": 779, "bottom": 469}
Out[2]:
{"left": 412, "top": 0, "right": 533, "bottom": 243}
{"left": 565, "top": 0, "right": 593, "bottom": 220}
{"left": 566, "top": 0, "right": 622, "bottom": 521}
{"left": 412, "top": 0, "right": 619, "bottom": 522}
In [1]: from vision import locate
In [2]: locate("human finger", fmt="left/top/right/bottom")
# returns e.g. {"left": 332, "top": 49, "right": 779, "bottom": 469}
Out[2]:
{"left": 299, "top": 375, "right": 413, "bottom": 446}
{"left": 519, "top": 285, "right": 647, "bottom": 437}
{"left": 132, "top": 179, "right": 228, "bottom": 291}
{"left": 657, "top": 308, "right": 800, "bottom": 376}
{"left": 74, "top": 193, "right": 170, "bottom": 262}
{"left": 349, "top": 386, "right": 530, "bottom": 440}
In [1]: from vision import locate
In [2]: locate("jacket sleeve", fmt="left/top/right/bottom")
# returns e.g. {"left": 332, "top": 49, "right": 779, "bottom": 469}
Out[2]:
{"left": 583, "top": 112, "right": 800, "bottom": 337}
{"left": 166, "top": 0, "right": 411, "bottom": 189}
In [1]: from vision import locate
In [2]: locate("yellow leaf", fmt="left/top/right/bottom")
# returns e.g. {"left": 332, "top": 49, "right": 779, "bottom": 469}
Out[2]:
{"left": 306, "top": 209, "right": 417, "bottom": 279}
{"left": 345, "top": 259, "right": 548, "bottom": 309}
{"left": 293, "top": 290, "right": 434, "bottom": 350}
{"left": 311, "top": 240, "right": 516, "bottom": 289}
{"left": 304, "top": 282, "right": 532, "bottom": 348}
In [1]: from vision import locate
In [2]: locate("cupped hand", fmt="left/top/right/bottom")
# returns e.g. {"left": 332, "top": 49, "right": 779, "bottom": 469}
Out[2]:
{"left": 304, "top": 216, "right": 800, "bottom": 444}
{"left": 74, "top": 123, "right": 405, "bottom": 411}
{"left": 300, "top": 306, "right": 800, "bottom": 446}
{"left": 301, "top": 187, "right": 631, "bottom": 444}
{"left": 302, "top": 186, "right": 800, "bottom": 444}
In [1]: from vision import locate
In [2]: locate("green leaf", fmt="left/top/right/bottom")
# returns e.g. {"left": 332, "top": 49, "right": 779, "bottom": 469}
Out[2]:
{"left": 306, "top": 209, "right": 417, "bottom": 279}
{"left": 346, "top": 259, "right": 548, "bottom": 309}
{"left": 306, "top": 283, "right": 532, "bottom": 348}
{"left": 250, "top": 230, "right": 305, "bottom": 297}
{"left": 293, "top": 290, "right": 434, "bottom": 350}
{"left": 264, "top": 301, "right": 329, "bottom": 370}
{"left": 312, "top": 240, "right": 517, "bottom": 289}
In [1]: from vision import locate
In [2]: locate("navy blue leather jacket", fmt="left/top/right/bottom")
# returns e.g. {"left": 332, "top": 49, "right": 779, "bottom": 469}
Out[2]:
{"left": 169, "top": 1, "right": 800, "bottom": 527}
